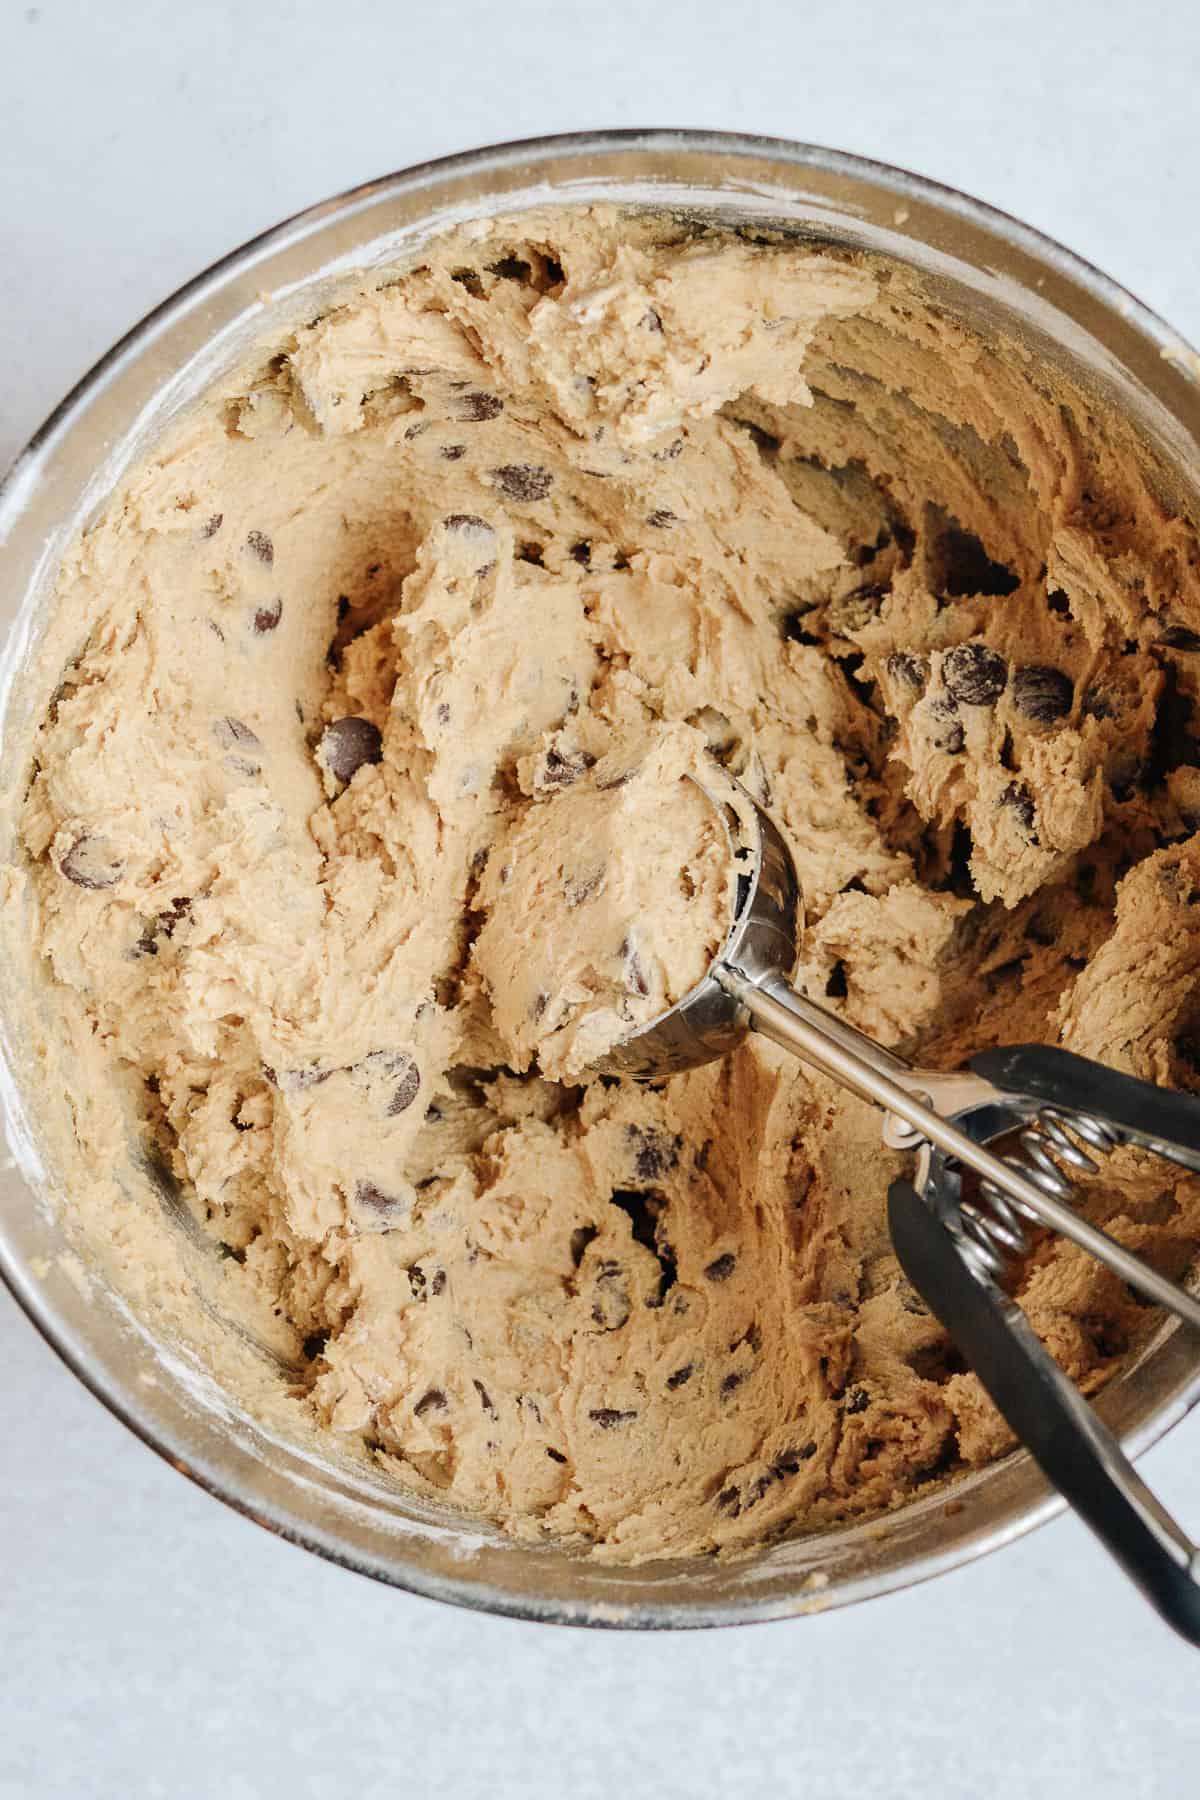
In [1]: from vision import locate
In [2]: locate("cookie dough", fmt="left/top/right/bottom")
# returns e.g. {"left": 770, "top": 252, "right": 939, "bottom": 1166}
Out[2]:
{"left": 473, "top": 723, "right": 734, "bottom": 1078}
{"left": 11, "top": 206, "right": 1200, "bottom": 1562}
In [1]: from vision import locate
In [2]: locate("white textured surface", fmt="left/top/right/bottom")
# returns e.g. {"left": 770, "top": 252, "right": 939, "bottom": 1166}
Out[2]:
{"left": 4, "top": 2, "right": 1200, "bottom": 1795}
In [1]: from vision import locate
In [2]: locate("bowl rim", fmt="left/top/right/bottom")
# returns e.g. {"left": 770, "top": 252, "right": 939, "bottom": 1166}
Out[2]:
{"left": 3, "top": 126, "right": 1200, "bottom": 1629}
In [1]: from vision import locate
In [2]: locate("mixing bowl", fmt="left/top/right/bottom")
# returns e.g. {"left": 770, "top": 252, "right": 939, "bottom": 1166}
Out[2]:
{"left": 2, "top": 129, "right": 1199, "bottom": 1628}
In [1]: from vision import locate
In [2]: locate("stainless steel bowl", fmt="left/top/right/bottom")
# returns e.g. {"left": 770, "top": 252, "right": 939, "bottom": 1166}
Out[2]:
{"left": 3, "top": 130, "right": 1200, "bottom": 1629}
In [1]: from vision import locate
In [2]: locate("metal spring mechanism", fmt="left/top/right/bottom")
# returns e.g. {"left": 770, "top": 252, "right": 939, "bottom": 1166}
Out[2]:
{"left": 956, "top": 1107, "right": 1123, "bottom": 1283}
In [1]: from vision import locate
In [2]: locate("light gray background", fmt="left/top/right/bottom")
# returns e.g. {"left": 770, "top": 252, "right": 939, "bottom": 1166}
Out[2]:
{"left": 3, "top": 2, "right": 1200, "bottom": 1795}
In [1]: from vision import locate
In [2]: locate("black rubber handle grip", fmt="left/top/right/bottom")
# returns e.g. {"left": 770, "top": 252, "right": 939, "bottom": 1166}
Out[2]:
{"left": 970, "top": 1043, "right": 1200, "bottom": 1162}
{"left": 888, "top": 1178, "right": 1200, "bottom": 1647}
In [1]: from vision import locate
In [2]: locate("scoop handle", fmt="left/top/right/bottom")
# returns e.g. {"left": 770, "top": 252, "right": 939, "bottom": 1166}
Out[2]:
{"left": 888, "top": 1177, "right": 1200, "bottom": 1648}
{"left": 719, "top": 965, "right": 1200, "bottom": 1329}
{"left": 972, "top": 1043, "right": 1200, "bottom": 1168}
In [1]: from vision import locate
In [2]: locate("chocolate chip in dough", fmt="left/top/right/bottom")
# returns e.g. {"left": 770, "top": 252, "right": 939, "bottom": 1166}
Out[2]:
{"left": 245, "top": 529, "right": 274, "bottom": 565}
{"left": 942, "top": 643, "right": 1008, "bottom": 706}
{"left": 1001, "top": 781, "right": 1039, "bottom": 842}
{"left": 59, "top": 833, "right": 123, "bottom": 890}
{"left": 444, "top": 512, "right": 495, "bottom": 538}
{"left": 886, "top": 650, "right": 929, "bottom": 693}
{"left": 199, "top": 512, "right": 224, "bottom": 539}
{"left": 704, "top": 1252, "right": 737, "bottom": 1282}
{"left": 927, "top": 698, "right": 965, "bottom": 755}
{"left": 319, "top": 716, "right": 383, "bottom": 783}
{"left": 454, "top": 391, "right": 503, "bottom": 421}
{"left": 621, "top": 938, "right": 649, "bottom": 997}
{"left": 414, "top": 1388, "right": 448, "bottom": 1417}
{"left": 212, "top": 716, "right": 261, "bottom": 751}
{"left": 541, "top": 746, "right": 597, "bottom": 788}
{"left": 441, "top": 444, "right": 467, "bottom": 461}
{"left": 355, "top": 1180, "right": 406, "bottom": 1215}
{"left": 666, "top": 1363, "right": 694, "bottom": 1390}
{"left": 625, "top": 1125, "right": 680, "bottom": 1181}
{"left": 386, "top": 1056, "right": 421, "bottom": 1116}
{"left": 252, "top": 596, "right": 283, "bottom": 635}
{"left": 1013, "top": 664, "right": 1073, "bottom": 723}
{"left": 487, "top": 464, "right": 554, "bottom": 502}
{"left": 588, "top": 1407, "right": 637, "bottom": 1429}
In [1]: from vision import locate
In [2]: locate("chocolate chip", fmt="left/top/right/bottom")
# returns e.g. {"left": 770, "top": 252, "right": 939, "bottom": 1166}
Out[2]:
{"left": 455, "top": 391, "right": 503, "bottom": 421}
{"left": 927, "top": 698, "right": 965, "bottom": 755}
{"left": 626, "top": 1126, "right": 681, "bottom": 1181}
{"left": 441, "top": 444, "right": 466, "bottom": 461}
{"left": 302, "top": 1331, "right": 329, "bottom": 1361}
{"left": 942, "top": 643, "right": 1008, "bottom": 706}
{"left": 530, "top": 991, "right": 549, "bottom": 1022}
{"left": 569, "top": 540, "right": 591, "bottom": 566}
{"left": 487, "top": 464, "right": 553, "bottom": 502}
{"left": 844, "top": 1386, "right": 870, "bottom": 1414}
{"left": 271, "top": 1064, "right": 334, "bottom": 1093}
{"left": 772, "top": 1443, "right": 817, "bottom": 1477}
{"left": 246, "top": 529, "right": 274, "bottom": 565}
{"left": 641, "top": 307, "right": 663, "bottom": 331}
{"left": 646, "top": 508, "right": 677, "bottom": 528}
{"left": 444, "top": 512, "right": 495, "bottom": 537}
{"left": 704, "top": 1252, "right": 737, "bottom": 1282}
{"left": 252, "top": 596, "right": 282, "bottom": 634}
{"left": 886, "top": 651, "right": 929, "bottom": 693}
{"left": 472, "top": 1378, "right": 497, "bottom": 1417}
{"left": 1013, "top": 664, "right": 1073, "bottom": 723}
{"left": 414, "top": 1388, "right": 447, "bottom": 1417}
{"left": 319, "top": 716, "right": 383, "bottom": 783}
{"left": 666, "top": 1364, "right": 694, "bottom": 1390}
{"left": 588, "top": 1407, "right": 637, "bottom": 1428}
{"left": 59, "top": 833, "right": 123, "bottom": 890}
{"left": 622, "top": 939, "right": 649, "bottom": 997}
{"left": 542, "top": 746, "right": 597, "bottom": 788}
{"left": 355, "top": 1180, "right": 405, "bottom": 1213}
{"left": 386, "top": 1057, "right": 421, "bottom": 1116}
{"left": 715, "top": 1485, "right": 741, "bottom": 1515}
{"left": 200, "top": 512, "right": 223, "bottom": 539}
{"left": 1001, "top": 781, "right": 1039, "bottom": 841}
{"left": 212, "top": 716, "right": 260, "bottom": 750}
{"left": 1047, "top": 590, "right": 1071, "bottom": 616}
{"left": 720, "top": 1372, "right": 745, "bottom": 1398}
{"left": 591, "top": 1270, "right": 632, "bottom": 1330}
{"left": 429, "top": 1269, "right": 446, "bottom": 1297}
{"left": 652, "top": 439, "right": 684, "bottom": 462}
